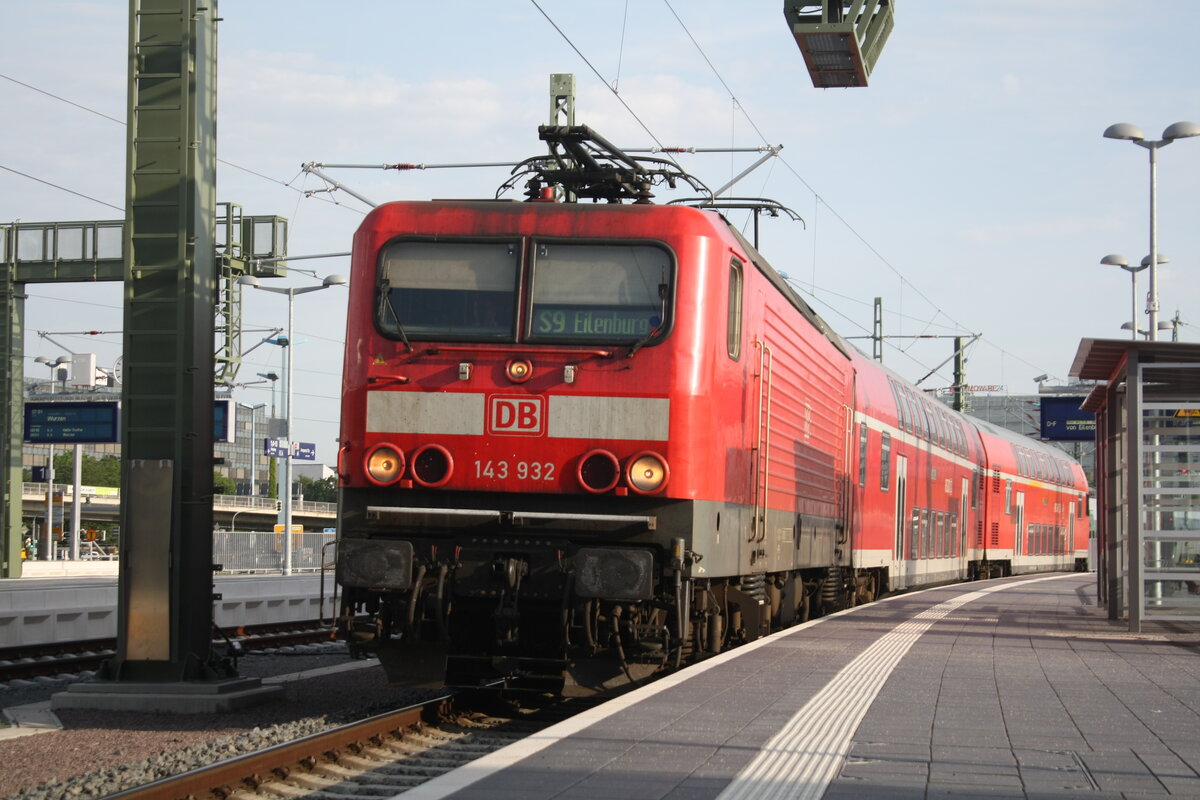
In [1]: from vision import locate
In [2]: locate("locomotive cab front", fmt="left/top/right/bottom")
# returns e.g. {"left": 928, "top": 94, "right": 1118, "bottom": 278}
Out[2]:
{"left": 336, "top": 200, "right": 731, "bottom": 694}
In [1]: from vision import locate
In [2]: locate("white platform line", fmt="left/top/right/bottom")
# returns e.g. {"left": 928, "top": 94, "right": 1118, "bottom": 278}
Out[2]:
{"left": 714, "top": 573, "right": 1067, "bottom": 800}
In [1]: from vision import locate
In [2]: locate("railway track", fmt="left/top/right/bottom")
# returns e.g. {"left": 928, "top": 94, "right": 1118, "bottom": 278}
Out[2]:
{"left": 0, "top": 621, "right": 337, "bottom": 683}
{"left": 100, "top": 690, "right": 598, "bottom": 800}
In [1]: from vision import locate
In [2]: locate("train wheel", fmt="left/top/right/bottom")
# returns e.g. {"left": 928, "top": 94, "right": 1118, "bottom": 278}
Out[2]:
{"left": 854, "top": 572, "right": 877, "bottom": 605}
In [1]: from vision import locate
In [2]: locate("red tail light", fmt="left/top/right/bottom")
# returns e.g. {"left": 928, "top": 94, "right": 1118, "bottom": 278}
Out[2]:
{"left": 412, "top": 444, "right": 454, "bottom": 487}
{"left": 578, "top": 449, "right": 620, "bottom": 493}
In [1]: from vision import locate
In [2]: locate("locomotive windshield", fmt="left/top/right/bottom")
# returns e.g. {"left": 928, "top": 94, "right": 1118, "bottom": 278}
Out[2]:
{"left": 376, "top": 238, "right": 673, "bottom": 346}
{"left": 378, "top": 241, "right": 519, "bottom": 341}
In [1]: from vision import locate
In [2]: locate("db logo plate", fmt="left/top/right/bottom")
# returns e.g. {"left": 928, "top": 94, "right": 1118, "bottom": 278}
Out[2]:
{"left": 487, "top": 395, "right": 546, "bottom": 436}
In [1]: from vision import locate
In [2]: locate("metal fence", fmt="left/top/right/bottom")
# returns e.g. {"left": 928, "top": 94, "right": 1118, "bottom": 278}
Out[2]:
{"left": 213, "top": 530, "right": 336, "bottom": 573}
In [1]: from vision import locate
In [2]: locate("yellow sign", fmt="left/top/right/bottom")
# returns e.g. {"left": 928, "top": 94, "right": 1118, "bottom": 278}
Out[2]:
{"left": 1174, "top": 409, "right": 1200, "bottom": 418}
{"left": 273, "top": 523, "right": 304, "bottom": 551}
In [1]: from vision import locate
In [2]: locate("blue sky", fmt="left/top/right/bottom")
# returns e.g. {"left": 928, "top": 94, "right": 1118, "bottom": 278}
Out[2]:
{"left": 4, "top": 1, "right": 1200, "bottom": 461}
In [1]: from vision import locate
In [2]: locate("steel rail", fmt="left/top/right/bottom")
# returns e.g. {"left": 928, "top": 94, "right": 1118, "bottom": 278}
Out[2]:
{"left": 102, "top": 693, "right": 454, "bottom": 800}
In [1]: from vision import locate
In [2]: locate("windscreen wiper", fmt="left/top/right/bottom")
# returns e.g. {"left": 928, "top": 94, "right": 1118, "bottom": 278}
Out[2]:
{"left": 627, "top": 283, "right": 669, "bottom": 358}
{"left": 377, "top": 281, "right": 412, "bottom": 352}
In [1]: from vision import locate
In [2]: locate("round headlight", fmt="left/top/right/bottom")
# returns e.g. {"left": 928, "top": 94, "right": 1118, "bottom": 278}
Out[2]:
{"left": 626, "top": 451, "right": 669, "bottom": 494}
{"left": 505, "top": 358, "right": 533, "bottom": 383}
{"left": 365, "top": 444, "right": 405, "bottom": 485}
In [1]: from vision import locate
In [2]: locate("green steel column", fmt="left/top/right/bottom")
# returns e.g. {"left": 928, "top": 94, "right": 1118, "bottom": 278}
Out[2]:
{"left": 1, "top": 242, "right": 25, "bottom": 578}
{"left": 102, "top": 0, "right": 218, "bottom": 681}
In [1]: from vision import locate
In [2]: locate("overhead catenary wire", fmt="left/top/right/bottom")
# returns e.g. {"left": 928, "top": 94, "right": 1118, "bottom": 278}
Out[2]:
{"left": 527, "top": 0, "right": 685, "bottom": 173}
{"left": 0, "top": 164, "right": 122, "bottom": 212}
{"left": 648, "top": 6, "right": 995, "bottom": 353}
{"left": 5, "top": 22, "right": 1066, "bottom": 385}
{"left": 0, "top": 70, "right": 360, "bottom": 216}
{"left": 524, "top": 0, "right": 979, "bottom": 386}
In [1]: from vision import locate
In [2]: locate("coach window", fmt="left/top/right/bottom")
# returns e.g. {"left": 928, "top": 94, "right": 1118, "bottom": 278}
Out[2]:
{"left": 528, "top": 241, "right": 674, "bottom": 346}
{"left": 907, "top": 391, "right": 921, "bottom": 436}
{"left": 880, "top": 432, "right": 892, "bottom": 491}
{"left": 1005, "top": 479, "right": 1012, "bottom": 514}
{"left": 858, "top": 423, "right": 869, "bottom": 488}
{"left": 377, "top": 240, "right": 519, "bottom": 340}
{"left": 919, "top": 509, "right": 930, "bottom": 559}
{"left": 890, "top": 381, "right": 907, "bottom": 432}
{"left": 727, "top": 260, "right": 743, "bottom": 359}
{"left": 918, "top": 401, "right": 932, "bottom": 441}
{"left": 910, "top": 509, "right": 920, "bottom": 559}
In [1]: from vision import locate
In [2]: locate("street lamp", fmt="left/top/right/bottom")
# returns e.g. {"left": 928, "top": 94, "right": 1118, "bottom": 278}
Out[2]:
{"left": 1101, "top": 254, "right": 1168, "bottom": 340}
{"left": 1103, "top": 121, "right": 1200, "bottom": 340}
{"left": 34, "top": 355, "right": 72, "bottom": 392}
{"left": 238, "top": 273, "right": 347, "bottom": 574}
{"left": 1120, "top": 321, "right": 1173, "bottom": 340}
{"left": 255, "top": 372, "right": 280, "bottom": 417}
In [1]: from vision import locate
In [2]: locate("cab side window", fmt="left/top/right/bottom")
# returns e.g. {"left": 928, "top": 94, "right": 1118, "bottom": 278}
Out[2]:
{"left": 727, "top": 260, "right": 743, "bottom": 359}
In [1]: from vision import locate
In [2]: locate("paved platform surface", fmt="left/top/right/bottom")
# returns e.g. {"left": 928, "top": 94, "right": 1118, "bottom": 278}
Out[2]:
{"left": 405, "top": 573, "right": 1200, "bottom": 800}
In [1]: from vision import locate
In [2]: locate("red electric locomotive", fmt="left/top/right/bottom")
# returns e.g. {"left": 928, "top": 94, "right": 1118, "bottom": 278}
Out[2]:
{"left": 335, "top": 126, "right": 1089, "bottom": 694}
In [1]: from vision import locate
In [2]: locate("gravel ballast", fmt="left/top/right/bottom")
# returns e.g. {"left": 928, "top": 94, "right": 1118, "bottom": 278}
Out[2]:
{"left": 0, "top": 643, "right": 437, "bottom": 800}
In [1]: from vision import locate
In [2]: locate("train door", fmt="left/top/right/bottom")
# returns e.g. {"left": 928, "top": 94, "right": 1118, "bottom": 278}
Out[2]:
{"left": 959, "top": 477, "right": 970, "bottom": 578}
{"left": 893, "top": 455, "right": 910, "bottom": 587}
{"left": 1014, "top": 491, "right": 1026, "bottom": 563}
{"left": 1067, "top": 501, "right": 1076, "bottom": 569}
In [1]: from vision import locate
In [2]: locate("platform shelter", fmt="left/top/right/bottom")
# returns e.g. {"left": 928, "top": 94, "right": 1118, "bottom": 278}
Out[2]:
{"left": 1071, "top": 339, "right": 1200, "bottom": 630}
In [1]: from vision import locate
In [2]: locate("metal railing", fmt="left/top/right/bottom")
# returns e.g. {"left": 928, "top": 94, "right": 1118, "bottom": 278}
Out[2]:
{"left": 21, "top": 483, "right": 336, "bottom": 515}
{"left": 213, "top": 530, "right": 336, "bottom": 573}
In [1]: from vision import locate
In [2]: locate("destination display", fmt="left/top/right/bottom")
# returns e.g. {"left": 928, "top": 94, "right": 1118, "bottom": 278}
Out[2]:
{"left": 531, "top": 305, "right": 657, "bottom": 340}
{"left": 24, "top": 402, "right": 120, "bottom": 444}
{"left": 1039, "top": 396, "right": 1095, "bottom": 441}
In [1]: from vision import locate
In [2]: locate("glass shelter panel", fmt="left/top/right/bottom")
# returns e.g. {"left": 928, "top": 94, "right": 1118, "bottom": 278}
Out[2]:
{"left": 1139, "top": 392, "right": 1200, "bottom": 620}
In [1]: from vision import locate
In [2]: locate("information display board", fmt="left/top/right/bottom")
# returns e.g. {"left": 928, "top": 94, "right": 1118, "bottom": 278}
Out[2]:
{"left": 24, "top": 402, "right": 120, "bottom": 444}
{"left": 1039, "top": 396, "right": 1095, "bottom": 441}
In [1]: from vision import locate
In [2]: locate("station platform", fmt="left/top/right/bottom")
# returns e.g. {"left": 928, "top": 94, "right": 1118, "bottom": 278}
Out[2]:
{"left": 406, "top": 573, "right": 1200, "bottom": 800}
{"left": 0, "top": 566, "right": 336, "bottom": 648}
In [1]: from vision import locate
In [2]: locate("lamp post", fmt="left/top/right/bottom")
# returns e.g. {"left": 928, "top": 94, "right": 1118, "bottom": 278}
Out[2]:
{"left": 33, "top": 356, "right": 71, "bottom": 559}
{"left": 1101, "top": 254, "right": 1168, "bottom": 340}
{"left": 238, "top": 273, "right": 347, "bottom": 574}
{"left": 256, "top": 372, "right": 280, "bottom": 417}
{"left": 1120, "top": 321, "right": 1173, "bottom": 339}
{"left": 1103, "top": 121, "right": 1200, "bottom": 341}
